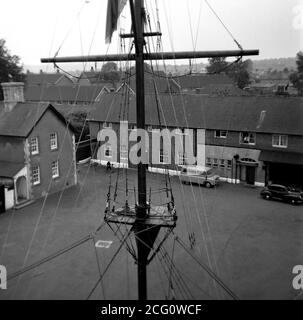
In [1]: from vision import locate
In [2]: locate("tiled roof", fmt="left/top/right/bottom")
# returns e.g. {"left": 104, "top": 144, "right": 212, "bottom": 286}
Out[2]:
{"left": 195, "top": 84, "right": 250, "bottom": 96}
{"left": 25, "top": 85, "right": 108, "bottom": 103}
{"left": 173, "top": 74, "right": 234, "bottom": 89}
{"left": 126, "top": 76, "right": 180, "bottom": 94}
{"left": 88, "top": 93, "right": 303, "bottom": 135}
{"left": 26, "top": 73, "right": 73, "bottom": 86}
{"left": 0, "top": 102, "right": 74, "bottom": 137}
{"left": 0, "top": 161, "right": 24, "bottom": 178}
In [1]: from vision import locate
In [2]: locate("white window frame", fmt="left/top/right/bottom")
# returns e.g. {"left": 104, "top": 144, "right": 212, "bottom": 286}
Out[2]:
{"left": 219, "top": 159, "right": 225, "bottom": 168}
{"left": 212, "top": 158, "right": 218, "bottom": 168}
{"left": 30, "top": 137, "right": 39, "bottom": 155}
{"left": 103, "top": 122, "right": 112, "bottom": 129}
{"left": 159, "top": 149, "right": 169, "bottom": 164}
{"left": 206, "top": 157, "right": 212, "bottom": 166}
{"left": 227, "top": 160, "right": 232, "bottom": 170}
{"left": 178, "top": 152, "right": 187, "bottom": 165}
{"left": 175, "top": 128, "right": 183, "bottom": 135}
{"left": 32, "top": 165, "right": 40, "bottom": 185}
{"left": 240, "top": 132, "right": 256, "bottom": 145}
{"left": 120, "top": 145, "right": 128, "bottom": 160}
{"left": 50, "top": 132, "right": 58, "bottom": 150}
{"left": 51, "top": 160, "right": 59, "bottom": 179}
{"left": 214, "top": 130, "right": 227, "bottom": 138}
{"left": 272, "top": 134, "right": 288, "bottom": 148}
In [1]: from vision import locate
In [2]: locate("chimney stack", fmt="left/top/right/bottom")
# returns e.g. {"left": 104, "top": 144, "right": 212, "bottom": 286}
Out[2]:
{"left": 1, "top": 82, "right": 25, "bottom": 112}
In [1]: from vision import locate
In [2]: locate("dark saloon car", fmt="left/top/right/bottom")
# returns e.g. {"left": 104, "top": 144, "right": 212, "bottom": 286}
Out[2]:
{"left": 260, "top": 184, "right": 303, "bottom": 205}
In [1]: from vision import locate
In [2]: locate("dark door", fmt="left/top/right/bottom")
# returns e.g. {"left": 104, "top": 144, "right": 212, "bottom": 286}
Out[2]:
{"left": 246, "top": 166, "right": 255, "bottom": 185}
{"left": 0, "top": 185, "right": 5, "bottom": 214}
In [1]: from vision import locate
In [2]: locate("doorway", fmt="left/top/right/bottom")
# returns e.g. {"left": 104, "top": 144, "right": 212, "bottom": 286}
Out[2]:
{"left": 246, "top": 166, "right": 255, "bottom": 185}
{"left": 16, "top": 176, "right": 27, "bottom": 202}
{"left": 0, "top": 185, "right": 5, "bottom": 213}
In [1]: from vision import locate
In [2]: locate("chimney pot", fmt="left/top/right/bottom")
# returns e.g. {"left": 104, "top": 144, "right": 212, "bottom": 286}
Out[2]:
{"left": 1, "top": 82, "right": 25, "bottom": 112}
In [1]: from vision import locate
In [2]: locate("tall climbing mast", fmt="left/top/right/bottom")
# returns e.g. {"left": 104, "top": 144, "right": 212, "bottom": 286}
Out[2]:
{"left": 41, "top": 0, "right": 259, "bottom": 300}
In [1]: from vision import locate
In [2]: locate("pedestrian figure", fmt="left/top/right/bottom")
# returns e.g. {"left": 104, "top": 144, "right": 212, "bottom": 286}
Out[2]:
{"left": 106, "top": 161, "right": 112, "bottom": 171}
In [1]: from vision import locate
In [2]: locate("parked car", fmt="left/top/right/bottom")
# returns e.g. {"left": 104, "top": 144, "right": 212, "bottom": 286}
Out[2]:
{"left": 260, "top": 184, "right": 303, "bottom": 204}
{"left": 180, "top": 166, "right": 220, "bottom": 188}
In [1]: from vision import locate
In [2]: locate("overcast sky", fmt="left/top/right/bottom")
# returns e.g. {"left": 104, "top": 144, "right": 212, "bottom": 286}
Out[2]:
{"left": 0, "top": 0, "right": 302, "bottom": 69}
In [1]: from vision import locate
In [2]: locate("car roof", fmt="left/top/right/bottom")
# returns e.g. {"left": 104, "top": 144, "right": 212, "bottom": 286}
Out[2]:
{"left": 181, "top": 165, "right": 212, "bottom": 171}
{"left": 268, "top": 184, "right": 287, "bottom": 188}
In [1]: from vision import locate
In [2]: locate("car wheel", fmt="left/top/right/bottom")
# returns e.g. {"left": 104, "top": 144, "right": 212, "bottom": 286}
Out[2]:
{"left": 291, "top": 199, "right": 296, "bottom": 205}
{"left": 205, "top": 182, "right": 211, "bottom": 188}
{"left": 265, "top": 194, "right": 271, "bottom": 200}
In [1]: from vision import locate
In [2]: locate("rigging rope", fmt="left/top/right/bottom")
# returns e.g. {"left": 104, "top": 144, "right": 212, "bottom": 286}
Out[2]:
{"left": 204, "top": 0, "right": 243, "bottom": 51}
{"left": 175, "top": 235, "right": 240, "bottom": 300}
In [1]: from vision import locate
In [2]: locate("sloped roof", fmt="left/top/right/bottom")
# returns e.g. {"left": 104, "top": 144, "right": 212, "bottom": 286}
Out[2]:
{"left": 25, "top": 85, "right": 108, "bottom": 103}
{"left": 26, "top": 73, "right": 73, "bottom": 86}
{"left": 0, "top": 102, "right": 75, "bottom": 137}
{"left": 81, "top": 71, "right": 104, "bottom": 84}
{"left": 88, "top": 93, "right": 303, "bottom": 135}
{"left": 127, "top": 77, "right": 180, "bottom": 94}
{"left": 0, "top": 161, "right": 24, "bottom": 178}
{"left": 195, "top": 84, "right": 250, "bottom": 96}
{"left": 173, "top": 74, "right": 234, "bottom": 89}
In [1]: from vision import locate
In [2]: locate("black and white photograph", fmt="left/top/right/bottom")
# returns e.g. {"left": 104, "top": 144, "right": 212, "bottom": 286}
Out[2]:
{"left": 0, "top": 0, "right": 302, "bottom": 310}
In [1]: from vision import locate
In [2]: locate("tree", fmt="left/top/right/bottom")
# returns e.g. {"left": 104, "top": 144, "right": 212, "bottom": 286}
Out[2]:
{"left": 229, "top": 61, "right": 251, "bottom": 89}
{"left": 206, "top": 57, "right": 251, "bottom": 89}
{"left": 289, "top": 51, "right": 303, "bottom": 96}
{"left": 128, "top": 62, "right": 153, "bottom": 75}
{"left": 0, "top": 39, "right": 24, "bottom": 100}
{"left": 206, "top": 57, "right": 228, "bottom": 74}
{"left": 101, "top": 62, "right": 118, "bottom": 73}
{"left": 100, "top": 62, "right": 121, "bottom": 82}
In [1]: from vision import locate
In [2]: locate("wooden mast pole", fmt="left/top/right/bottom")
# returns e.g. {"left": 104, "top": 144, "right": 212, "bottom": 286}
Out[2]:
{"left": 41, "top": 2, "right": 259, "bottom": 302}
{"left": 132, "top": 0, "right": 149, "bottom": 301}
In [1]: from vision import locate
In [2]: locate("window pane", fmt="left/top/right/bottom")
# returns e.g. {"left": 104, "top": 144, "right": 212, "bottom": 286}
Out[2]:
{"left": 206, "top": 157, "right": 212, "bottom": 166}
{"left": 281, "top": 135, "right": 288, "bottom": 146}
{"left": 30, "top": 137, "right": 39, "bottom": 154}
{"left": 220, "top": 159, "right": 225, "bottom": 168}
{"left": 52, "top": 160, "right": 59, "bottom": 178}
{"left": 32, "top": 165, "right": 40, "bottom": 185}
{"left": 50, "top": 133, "right": 58, "bottom": 150}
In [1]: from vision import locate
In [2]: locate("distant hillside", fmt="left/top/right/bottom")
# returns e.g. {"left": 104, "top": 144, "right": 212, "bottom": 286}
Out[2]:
{"left": 252, "top": 57, "right": 297, "bottom": 72}
{"left": 24, "top": 57, "right": 298, "bottom": 77}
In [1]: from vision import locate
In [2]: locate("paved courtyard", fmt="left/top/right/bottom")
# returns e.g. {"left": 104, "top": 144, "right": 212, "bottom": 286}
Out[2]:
{"left": 0, "top": 163, "right": 302, "bottom": 300}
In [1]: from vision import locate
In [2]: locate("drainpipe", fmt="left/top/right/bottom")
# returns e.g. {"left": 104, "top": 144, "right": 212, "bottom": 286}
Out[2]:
{"left": 233, "top": 154, "right": 239, "bottom": 184}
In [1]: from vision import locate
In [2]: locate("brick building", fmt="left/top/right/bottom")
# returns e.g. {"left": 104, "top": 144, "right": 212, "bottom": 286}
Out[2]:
{"left": 88, "top": 92, "right": 303, "bottom": 188}
{"left": 0, "top": 82, "right": 77, "bottom": 213}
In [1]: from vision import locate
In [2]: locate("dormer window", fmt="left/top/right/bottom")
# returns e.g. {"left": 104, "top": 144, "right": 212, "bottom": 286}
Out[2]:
{"left": 240, "top": 132, "right": 256, "bottom": 145}
{"left": 272, "top": 135, "right": 288, "bottom": 148}
{"left": 214, "top": 130, "right": 227, "bottom": 138}
{"left": 103, "top": 122, "right": 112, "bottom": 129}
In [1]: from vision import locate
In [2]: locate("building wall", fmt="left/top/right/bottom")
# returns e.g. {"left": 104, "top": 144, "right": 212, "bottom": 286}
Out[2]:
{"left": 207, "top": 130, "right": 303, "bottom": 154}
{"left": 4, "top": 188, "right": 14, "bottom": 210}
{"left": 88, "top": 120, "right": 299, "bottom": 186}
{"left": 28, "top": 109, "right": 76, "bottom": 199}
{"left": 205, "top": 145, "right": 265, "bottom": 185}
{"left": 0, "top": 136, "right": 25, "bottom": 163}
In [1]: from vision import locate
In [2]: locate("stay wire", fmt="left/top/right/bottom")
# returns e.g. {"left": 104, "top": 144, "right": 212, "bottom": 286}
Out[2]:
{"left": 174, "top": 234, "right": 240, "bottom": 300}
